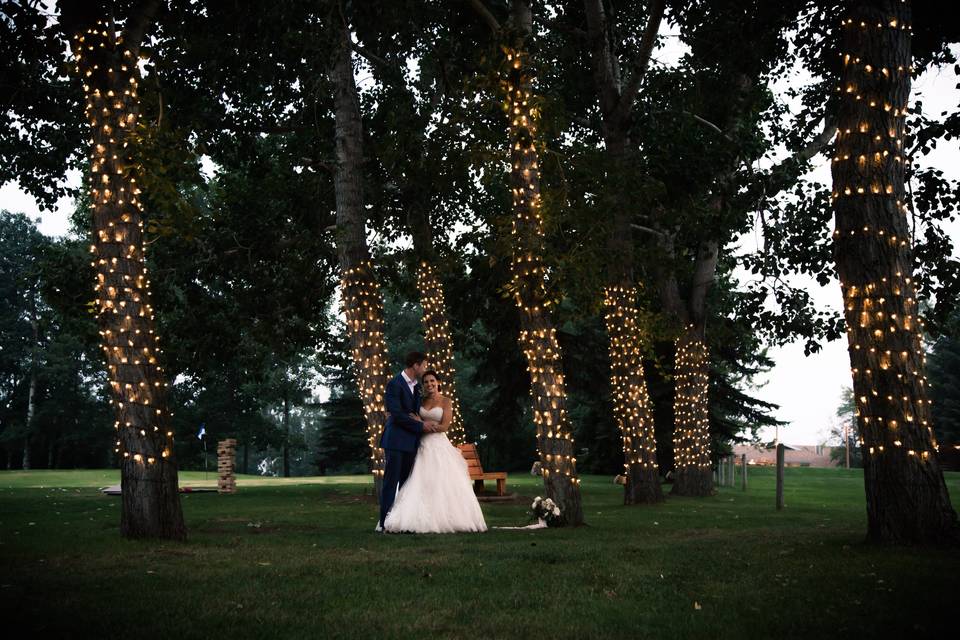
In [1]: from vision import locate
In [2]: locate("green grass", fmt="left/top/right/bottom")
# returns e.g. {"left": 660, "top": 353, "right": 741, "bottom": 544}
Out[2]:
{"left": 1, "top": 467, "right": 958, "bottom": 639}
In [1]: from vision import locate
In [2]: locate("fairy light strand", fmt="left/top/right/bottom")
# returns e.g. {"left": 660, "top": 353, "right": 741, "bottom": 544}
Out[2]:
{"left": 832, "top": 1, "right": 940, "bottom": 466}
{"left": 502, "top": 46, "right": 582, "bottom": 492}
{"left": 72, "top": 23, "right": 175, "bottom": 468}
{"left": 602, "top": 286, "right": 659, "bottom": 479}
{"left": 416, "top": 261, "right": 466, "bottom": 445}
{"left": 340, "top": 261, "right": 390, "bottom": 479}
{"left": 672, "top": 327, "right": 712, "bottom": 476}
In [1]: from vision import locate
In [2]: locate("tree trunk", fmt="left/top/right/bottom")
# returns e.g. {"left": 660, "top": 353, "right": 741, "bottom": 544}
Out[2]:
{"left": 72, "top": 22, "right": 185, "bottom": 540}
{"left": 243, "top": 443, "right": 249, "bottom": 475}
{"left": 832, "top": 0, "right": 958, "bottom": 544}
{"left": 330, "top": 22, "right": 390, "bottom": 496}
{"left": 416, "top": 260, "right": 467, "bottom": 444}
{"left": 602, "top": 286, "right": 663, "bottom": 503}
{"left": 23, "top": 317, "right": 38, "bottom": 471}
{"left": 502, "top": 5, "right": 584, "bottom": 524}
{"left": 670, "top": 322, "right": 713, "bottom": 496}
{"left": 281, "top": 390, "right": 290, "bottom": 478}
{"left": 21, "top": 437, "right": 31, "bottom": 471}
{"left": 582, "top": 0, "right": 666, "bottom": 504}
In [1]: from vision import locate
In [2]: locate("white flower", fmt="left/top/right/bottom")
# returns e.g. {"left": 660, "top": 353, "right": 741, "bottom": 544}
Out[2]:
{"left": 532, "top": 497, "right": 542, "bottom": 509}
{"left": 543, "top": 498, "right": 555, "bottom": 510}
{"left": 552, "top": 507, "right": 560, "bottom": 516}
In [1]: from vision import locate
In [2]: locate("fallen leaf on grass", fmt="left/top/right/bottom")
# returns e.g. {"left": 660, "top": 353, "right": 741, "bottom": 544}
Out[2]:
{"left": 694, "top": 602, "right": 702, "bottom": 610}
{"left": 257, "top": 562, "right": 271, "bottom": 566}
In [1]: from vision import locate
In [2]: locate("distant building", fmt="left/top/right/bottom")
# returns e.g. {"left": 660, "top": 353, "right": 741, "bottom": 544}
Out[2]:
{"left": 732, "top": 443, "right": 839, "bottom": 468}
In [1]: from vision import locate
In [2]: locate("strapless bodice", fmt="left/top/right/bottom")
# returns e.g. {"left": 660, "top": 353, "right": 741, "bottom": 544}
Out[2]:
{"left": 420, "top": 405, "right": 443, "bottom": 421}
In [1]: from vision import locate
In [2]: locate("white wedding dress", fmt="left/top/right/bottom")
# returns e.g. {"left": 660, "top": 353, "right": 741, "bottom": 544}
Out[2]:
{"left": 383, "top": 405, "right": 488, "bottom": 533}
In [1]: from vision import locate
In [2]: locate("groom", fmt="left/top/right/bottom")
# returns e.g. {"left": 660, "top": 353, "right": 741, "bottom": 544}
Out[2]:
{"left": 378, "top": 351, "right": 434, "bottom": 530}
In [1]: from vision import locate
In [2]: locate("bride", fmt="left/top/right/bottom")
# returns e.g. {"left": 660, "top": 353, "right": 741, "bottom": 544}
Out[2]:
{"left": 383, "top": 370, "right": 487, "bottom": 533}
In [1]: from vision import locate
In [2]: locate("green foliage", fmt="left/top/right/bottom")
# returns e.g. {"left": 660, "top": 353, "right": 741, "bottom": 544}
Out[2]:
{"left": 928, "top": 312, "right": 960, "bottom": 446}
{"left": 0, "top": 211, "right": 112, "bottom": 468}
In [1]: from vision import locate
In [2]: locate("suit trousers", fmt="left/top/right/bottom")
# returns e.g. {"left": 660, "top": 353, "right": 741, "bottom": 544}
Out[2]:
{"left": 379, "top": 447, "right": 417, "bottom": 527}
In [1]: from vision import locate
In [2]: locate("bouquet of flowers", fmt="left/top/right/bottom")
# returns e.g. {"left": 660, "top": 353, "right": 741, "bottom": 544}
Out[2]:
{"left": 530, "top": 496, "right": 563, "bottom": 527}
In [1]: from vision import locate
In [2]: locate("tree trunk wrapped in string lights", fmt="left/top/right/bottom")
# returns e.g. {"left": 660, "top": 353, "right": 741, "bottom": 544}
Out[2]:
{"left": 602, "top": 286, "right": 662, "bottom": 504}
{"left": 831, "top": 0, "right": 957, "bottom": 543}
{"left": 331, "top": 23, "right": 391, "bottom": 491}
{"left": 339, "top": 262, "right": 390, "bottom": 486}
{"left": 72, "top": 21, "right": 185, "bottom": 540}
{"left": 503, "top": 45, "right": 584, "bottom": 525}
{"left": 582, "top": 0, "right": 666, "bottom": 504}
{"left": 671, "top": 324, "right": 712, "bottom": 497}
{"left": 416, "top": 261, "right": 466, "bottom": 445}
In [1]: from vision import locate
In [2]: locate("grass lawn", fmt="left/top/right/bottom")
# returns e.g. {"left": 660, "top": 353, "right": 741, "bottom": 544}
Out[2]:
{"left": 1, "top": 467, "right": 958, "bottom": 639}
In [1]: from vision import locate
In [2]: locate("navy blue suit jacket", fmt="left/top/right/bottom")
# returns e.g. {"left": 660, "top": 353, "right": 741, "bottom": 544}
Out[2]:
{"left": 379, "top": 373, "right": 423, "bottom": 453}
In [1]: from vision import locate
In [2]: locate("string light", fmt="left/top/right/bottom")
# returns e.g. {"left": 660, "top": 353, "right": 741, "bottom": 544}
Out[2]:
{"left": 602, "top": 286, "right": 660, "bottom": 498}
{"left": 501, "top": 47, "right": 582, "bottom": 496}
{"left": 832, "top": 2, "right": 940, "bottom": 467}
{"left": 416, "top": 261, "right": 466, "bottom": 445}
{"left": 340, "top": 260, "right": 390, "bottom": 479}
{"left": 72, "top": 23, "right": 175, "bottom": 468}
{"left": 671, "top": 326, "right": 712, "bottom": 490}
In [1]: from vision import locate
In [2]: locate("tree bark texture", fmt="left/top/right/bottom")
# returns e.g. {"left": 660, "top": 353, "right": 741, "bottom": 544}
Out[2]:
{"left": 72, "top": 22, "right": 185, "bottom": 540}
{"left": 503, "top": 38, "right": 584, "bottom": 525}
{"left": 583, "top": 0, "right": 667, "bottom": 503}
{"left": 602, "top": 286, "right": 663, "bottom": 504}
{"left": 331, "top": 24, "right": 390, "bottom": 492}
{"left": 832, "top": 0, "right": 958, "bottom": 544}
{"left": 23, "top": 347, "right": 36, "bottom": 470}
{"left": 670, "top": 323, "right": 713, "bottom": 496}
{"left": 282, "top": 390, "right": 290, "bottom": 478}
{"left": 416, "top": 261, "right": 466, "bottom": 444}
{"left": 669, "top": 238, "right": 718, "bottom": 495}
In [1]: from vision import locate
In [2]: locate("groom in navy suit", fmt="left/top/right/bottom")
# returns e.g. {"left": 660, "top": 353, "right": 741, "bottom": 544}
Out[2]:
{"left": 378, "top": 351, "right": 433, "bottom": 530}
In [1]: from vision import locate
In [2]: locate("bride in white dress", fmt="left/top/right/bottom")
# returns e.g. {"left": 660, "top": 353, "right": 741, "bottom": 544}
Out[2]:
{"left": 383, "top": 370, "right": 487, "bottom": 533}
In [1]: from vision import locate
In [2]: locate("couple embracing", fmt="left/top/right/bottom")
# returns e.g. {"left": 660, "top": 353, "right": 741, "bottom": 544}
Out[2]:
{"left": 376, "top": 351, "right": 487, "bottom": 534}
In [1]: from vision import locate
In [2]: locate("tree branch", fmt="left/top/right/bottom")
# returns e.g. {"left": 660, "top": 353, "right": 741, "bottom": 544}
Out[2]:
{"left": 612, "top": 0, "right": 665, "bottom": 125}
{"left": 683, "top": 111, "right": 735, "bottom": 141}
{"left": 123, "top": 0, "right": 161, "bottom": 55}
{"left": 583, "top": 0, "right": 621, "bottom": 120}
{"left": 757, "top": 118, "right": 838, "bottom": 198}
{"left": 467, "top": 0, "right": 501, "bottom": 36}
{"left": 350, "top": 42, "right": 404, "bottom": 80}
{"left": 631, "top": 223, "right": 667, "bottom": 239}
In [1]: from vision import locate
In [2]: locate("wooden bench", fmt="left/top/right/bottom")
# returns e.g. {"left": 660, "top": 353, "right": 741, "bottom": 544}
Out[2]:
{"left": 458, "top": 443, "right": 508, "bottom": 496}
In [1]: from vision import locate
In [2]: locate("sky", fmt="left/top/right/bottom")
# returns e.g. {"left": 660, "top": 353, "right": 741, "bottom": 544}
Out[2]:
{"left": 2, "top": 19, "right": 957, "bottom": 446}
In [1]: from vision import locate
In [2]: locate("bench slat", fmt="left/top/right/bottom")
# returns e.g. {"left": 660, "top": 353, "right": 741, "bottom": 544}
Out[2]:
{"left": 458, "top": 443, "right": 509, "bottom": 496}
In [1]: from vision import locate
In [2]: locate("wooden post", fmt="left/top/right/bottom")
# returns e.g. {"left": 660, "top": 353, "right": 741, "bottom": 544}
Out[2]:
{"left": 775, "top": 443, "right": 785, "bottom": 510}
{"left": 741, "top": 453, "right": 747, "bottom": 491}
{"left": 728, "top": 455, "right": 735, "bottom": 486}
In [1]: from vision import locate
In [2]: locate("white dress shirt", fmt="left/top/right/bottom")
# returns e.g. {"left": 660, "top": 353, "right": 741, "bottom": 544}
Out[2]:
{"left": 401, "top": 370, "right": 418, "bottom": 397}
